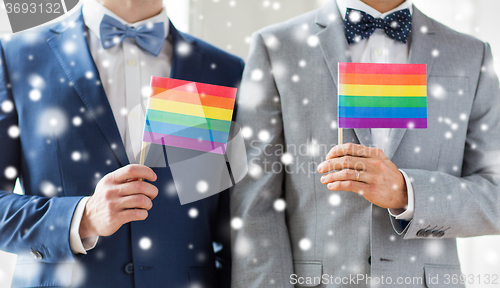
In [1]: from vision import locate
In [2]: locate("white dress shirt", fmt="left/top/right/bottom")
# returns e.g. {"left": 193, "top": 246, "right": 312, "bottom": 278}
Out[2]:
{"left": 69, "top": 0, "right": 173, "bottom": 254}
{"left": 336, "top": 0, "right": 415, "bottom": 220}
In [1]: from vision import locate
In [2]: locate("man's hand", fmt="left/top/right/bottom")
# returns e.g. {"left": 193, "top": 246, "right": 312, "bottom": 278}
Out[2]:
{"left": 79, "top": 164, "right": 159, "bottom": 239}
{"left": 317, "top": 143, "right": 408, "bottom": 210}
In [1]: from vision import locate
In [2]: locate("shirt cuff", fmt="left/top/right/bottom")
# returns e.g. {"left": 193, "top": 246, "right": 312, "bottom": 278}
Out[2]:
{"left": 70, "top": 197, "right": 99, "bottom": 254}
{"left": 388, "top": 169, "right": 414, "bottom": 220}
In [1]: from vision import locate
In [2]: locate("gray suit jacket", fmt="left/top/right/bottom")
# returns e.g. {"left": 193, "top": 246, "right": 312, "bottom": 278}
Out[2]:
{"left": 231, "top": 1, "right": 500, "bottom": 287}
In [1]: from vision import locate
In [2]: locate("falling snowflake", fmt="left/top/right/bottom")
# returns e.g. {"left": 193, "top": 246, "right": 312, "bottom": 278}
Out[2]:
{"left": 251, "top": 69, "right": 264, "bottom": 81}
{"left": 241, "top": 126, "right": 253, "bottom": 139}
{"left": 1, "top": 100, "right": 13, "bottom": 113}
{"left": 430, "top": 84, "right": 446, "bottom": 99}
{"left": 234, "top": 236, "right": 252, "bottom": 256}
{"left": 237, "top": 82, "right": 264, "bottom": 109}
{"left": 196, "top": 180, "right": 208, "bottom": 193}
{"left": 29, "top": 89, "right": 42, "bottom": 101}
{"left": 4, "top": 166, "right": 17, "bottom": 179}
{"left": 330, "top": 120, "right": 337, "bottom": 129}
{"left": 263, "top": 34, "right": 280, "bottom": 50}
{"left": 272, "top": 2, "right": 281, "bottom": 10}
{"left": 188, "top": 208, "right": 199, "bottom": 218}
{"left": 420, "top": 26, "right": 428, "bottom": 33}
{"left": 166, "top": 181, "right": 177, "bottom": 197}
{"left": 280, "top": 153, "right": 293, "bottom": 165}
{"left": 258, "top": 130, "right": 270, "bottom": 141}
{"left": 292, "top": 75, "right": 300, "bottom": 82}
{"left": 28, "top": 74, "right": 45, "bottom": 89}
{"left": 71, "top": 151, "right": 82, "bottom": 162}
{"left": 425, "top": 240, "right": 444, "bottom": 258}
{"left": 348, "top": 10, "right": 361, "bottom": 23}
{"left": 248, "top": 164, "right": 262, "bottom": 178}
{"left": 231, "top": 217, "right": 243, "bottom": 230}
{"left": 329, "top": 194, "right": 341, "bottom": 206}
{"left": 480, "top": 124, "right": 488, "bottom": 131}
{"left": 63, "top": 41, "right": 77, "bottom": 54}
{"left": 120, "top": 107, "right": 128, "bottom": 116}
{"left": 389, "top": 235, "right": 396, "bottom": 242}
{"left": 72, "top": 116, "right": 82, "bottom": 126}
{"left": 307, "top": 139, "right": 320, "bottom": 156}
{"left": 298, "top": 60, "right": 307, "bottom": 67}
{"left": 8, "top": 125, "right": 20, "bottom": 138}
{"left": 40, "top": 180, "right": 56, "bottom": 197}
{"left": 299, "top": 238, "right": 312, "bottom": 251}
{"left": 307, "top": 35, "right": 319, "bottom": 47}
{"left": 139, "top": 237, "right": 152, "bottom": 250}
{"left": 273, "top": 199, "right": 286, "bottom": 211}
{"left": 177, "top": 42, "right": 191, "bottom": 56}
{"left": 431, "top": 49, "right": 439, "bottom": 57}
{"left": 85, "top": 71, "right": 93, "bottom": 79}
{"left": 38, "top": 108, "right": 68, "bottom": 136}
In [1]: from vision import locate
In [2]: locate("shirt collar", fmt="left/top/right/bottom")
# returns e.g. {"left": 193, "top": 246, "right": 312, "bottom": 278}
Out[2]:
{"left": 336, "top": 0, "right": 413, "bottom": 20}
{"left": 82, "top": 0, "right": 170, "bottom": 40}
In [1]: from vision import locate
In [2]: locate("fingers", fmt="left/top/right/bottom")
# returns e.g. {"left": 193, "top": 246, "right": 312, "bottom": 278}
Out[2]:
{"left": 325, "top": 143, "right": 385, "bottom": 160}
{"left": 112, "top": 164, "right": 157, "bottom": 183}
{"left": 118, "top": 194, "right": 154, "bottom": 210}
{"left": 119, "top": 208, "right": 149, "bottom": 223}
{"left": 318, "top": 156, "right": 372, "bottom": 173}
{"left": 320, "top": 169, "right": 370, "bottom": 184}
{"left": 326, "top": 179, "right": 369, "bottom": 194}
{"left": 119, "top": 181, "right": 159, "bottom": 200}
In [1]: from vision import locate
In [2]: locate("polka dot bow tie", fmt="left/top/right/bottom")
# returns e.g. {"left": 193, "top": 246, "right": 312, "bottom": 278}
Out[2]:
{"left": 344, "top": 8, "right": 412, "bottom": 45}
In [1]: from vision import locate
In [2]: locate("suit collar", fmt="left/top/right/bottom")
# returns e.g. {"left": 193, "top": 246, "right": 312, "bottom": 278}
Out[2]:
{"left": 48, "top": 9, "right": 129, "bottom": 166}
{"left": 315, "top": 3, "right": 436, "bottom": 159}
{"left": 47, "top": 11, "right": 204, "bottom": 166}
{"left": 169, "top": 21, "right": 203, "bottom": 81}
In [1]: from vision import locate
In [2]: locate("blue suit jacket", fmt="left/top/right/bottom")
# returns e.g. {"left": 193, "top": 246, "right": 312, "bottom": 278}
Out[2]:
{"left": 0, "top": 9, "right": 244, "bottom": 288}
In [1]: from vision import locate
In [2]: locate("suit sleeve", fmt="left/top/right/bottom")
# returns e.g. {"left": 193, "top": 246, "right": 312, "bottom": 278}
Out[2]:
{"left": 230, "top": 33, "right": 294, "bottom": 288}
{"left": 394, "top": 43, "right": 500, "bottom": 239}
{"left": 0, "top": 42, "right": 83, "bottom": 263}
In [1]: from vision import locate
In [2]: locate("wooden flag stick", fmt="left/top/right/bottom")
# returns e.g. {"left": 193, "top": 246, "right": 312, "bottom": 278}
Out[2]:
{"left": 138, "top": 141, "right": 147, "bottom": 181}
{"left": 139, "top": 141, "right": 147, "bottom": 165}
{"left": 338, "top": 128, "right": 343, "bottom": 145}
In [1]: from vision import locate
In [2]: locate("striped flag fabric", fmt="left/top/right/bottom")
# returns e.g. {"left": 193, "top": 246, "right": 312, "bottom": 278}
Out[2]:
{"left": 338, "top": 62, "right": 427, "bottom": 129}
{"left": 142, "top": 77, "right": 237, "bottom": 154}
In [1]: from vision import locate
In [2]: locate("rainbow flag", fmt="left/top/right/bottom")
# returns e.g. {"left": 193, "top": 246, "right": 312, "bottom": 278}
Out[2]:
{"left": 338, "top": 62, "right": 427, "bottom": 129}
{"left": 142, "top": 77, "right": 237, "bottom": 154}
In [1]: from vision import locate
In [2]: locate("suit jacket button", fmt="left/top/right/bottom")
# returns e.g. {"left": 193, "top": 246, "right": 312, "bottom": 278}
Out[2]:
{"left": 437, "top": 231, "right": 445, "bottom": 238}
{"left": 423, "top": 230, "right": 433, "bottom": 237}
{"left": 30, "top": 250, "right": 43, "bottom": 260}
{"left": 124, "top": 262, "right": 134, "bottom": 275}
{"left": 416, "top": 229, "right": 426, "bottom": 237}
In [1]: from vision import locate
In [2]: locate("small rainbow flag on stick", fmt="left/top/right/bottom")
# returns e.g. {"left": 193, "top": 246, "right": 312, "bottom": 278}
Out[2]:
{"left": 142, "top": 77, "right": 237, "bottom": 155}
{"left": 338, "top": 62, "right": 427, "bottom": 129}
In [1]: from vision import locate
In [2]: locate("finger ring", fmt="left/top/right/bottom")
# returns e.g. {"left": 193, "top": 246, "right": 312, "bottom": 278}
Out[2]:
{"left": 355, "top": 170, "right": 360, "bottom": 182}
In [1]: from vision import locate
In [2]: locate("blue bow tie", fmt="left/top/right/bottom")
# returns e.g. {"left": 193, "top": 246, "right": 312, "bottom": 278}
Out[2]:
{"left": 344, "top": 8, "right": 412, "bottom": 45}
{"left": 99, "top": 14, "right": 165, "bottom": 56}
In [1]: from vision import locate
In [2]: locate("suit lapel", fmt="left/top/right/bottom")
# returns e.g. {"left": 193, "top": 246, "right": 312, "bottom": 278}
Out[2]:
{"left": 47, "top": 10, "right": 129, "bottom": 166}
{"left": 169, "top": 22, "right": 204, "bottom": 81}
{"left": 384, "top": 6, "right": 437, "bottom": 160}
{"left": 315, "top": 2, "right": 372, "bottom": 147}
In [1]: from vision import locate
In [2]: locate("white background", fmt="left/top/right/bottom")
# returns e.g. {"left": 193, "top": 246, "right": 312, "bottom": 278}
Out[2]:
{"left": 0, "top": 0, "right": 499, "bottom": 287}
